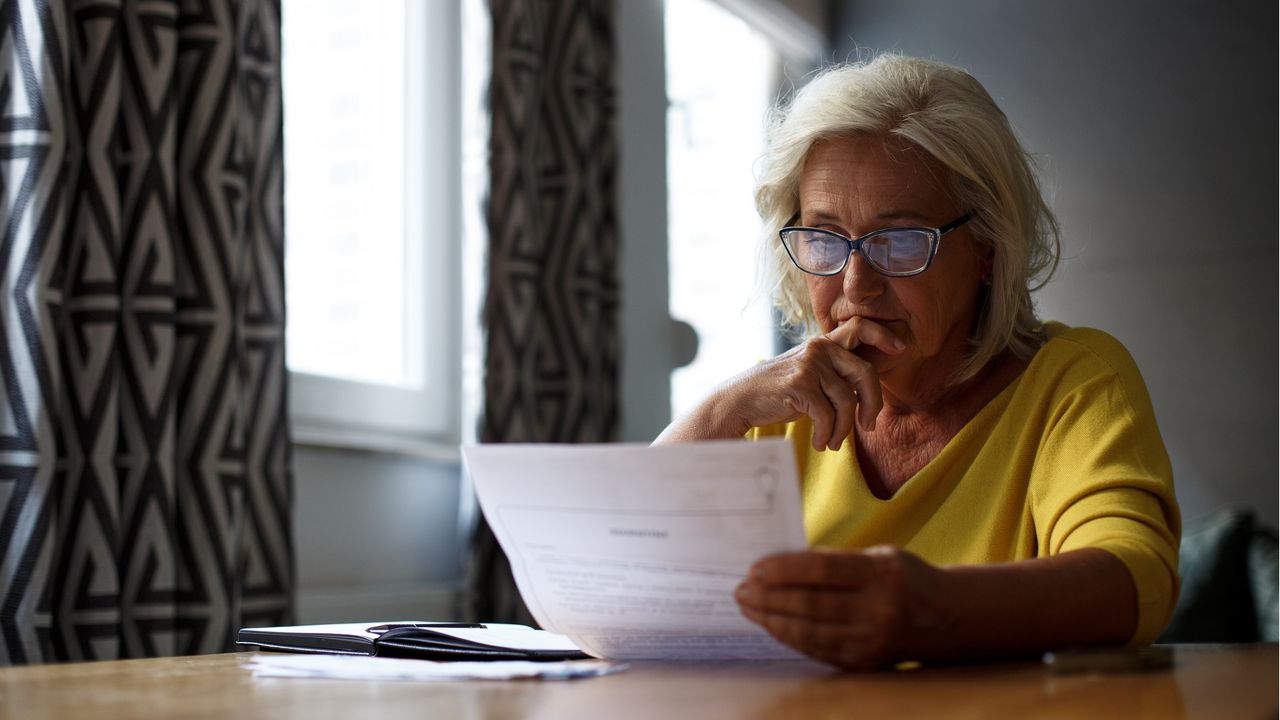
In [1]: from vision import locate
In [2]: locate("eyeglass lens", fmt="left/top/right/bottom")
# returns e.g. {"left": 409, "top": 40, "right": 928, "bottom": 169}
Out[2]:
{"left": 787, "top": 229, "right": 933, "bottom": 275}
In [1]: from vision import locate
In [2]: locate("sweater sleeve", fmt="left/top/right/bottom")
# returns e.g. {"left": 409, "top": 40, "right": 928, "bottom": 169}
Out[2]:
{"left": 1029, "top": 334, "right": 1181, "bottom": 645}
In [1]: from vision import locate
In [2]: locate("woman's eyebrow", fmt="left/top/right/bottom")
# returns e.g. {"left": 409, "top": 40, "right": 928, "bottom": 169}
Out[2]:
{"left": 796, "top": 204, "right": 835, "bottom": 218}
{"left": 803, "top": 213, "right": 843, "bottom": 226}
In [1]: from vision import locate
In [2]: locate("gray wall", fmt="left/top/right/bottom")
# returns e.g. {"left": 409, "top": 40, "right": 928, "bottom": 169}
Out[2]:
{"left": 293, "top": 447, "right": 463, "bottom": 622}
{"left": 619, "top": 0, "right": 674, "bottom": 443}
{"left": 834, "top": 0, "right": 1278, "bottom": 527}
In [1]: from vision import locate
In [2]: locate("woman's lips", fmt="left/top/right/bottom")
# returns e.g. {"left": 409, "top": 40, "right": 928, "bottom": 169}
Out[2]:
{"left": 839, "top": 315, "right": 899, "bottom": 325}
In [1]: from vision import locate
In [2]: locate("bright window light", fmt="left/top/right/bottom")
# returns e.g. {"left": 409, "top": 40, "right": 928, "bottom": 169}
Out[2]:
{"left": 666, "top": 0, "right": 780, "bottom": 419}
{"left": 282, "top": 0, "right": 419, "bottom": 389}
{"left": 280, "top": 0, "right": 460, "bottom": 445}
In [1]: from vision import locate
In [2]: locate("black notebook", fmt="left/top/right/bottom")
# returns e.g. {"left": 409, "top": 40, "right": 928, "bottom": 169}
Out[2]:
{"left": 236, "top": 622, "right": 591, "bottom": 662}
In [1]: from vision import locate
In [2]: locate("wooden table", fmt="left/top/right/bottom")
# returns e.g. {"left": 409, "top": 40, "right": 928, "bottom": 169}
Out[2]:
{"left": 0, "top": 644, "right": 1274, "bottom": 719}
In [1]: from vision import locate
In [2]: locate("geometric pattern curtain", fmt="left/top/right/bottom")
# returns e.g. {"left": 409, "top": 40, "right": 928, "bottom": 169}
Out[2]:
{"left": 0, "top": 0, "right": 292, "bottom": 664}
{"left": 467, "top": 0, "right": 619, "bottom": 624}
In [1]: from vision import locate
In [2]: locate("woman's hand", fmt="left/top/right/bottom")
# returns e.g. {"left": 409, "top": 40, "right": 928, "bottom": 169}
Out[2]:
{"left": 655, "top": 317, "right": 905, "bottom": 451}
{"left": 734, "top": 546, "right": 951, "bottom": 670}
{"left": 738, "top": 547, "right": 1143, "bottom": 670}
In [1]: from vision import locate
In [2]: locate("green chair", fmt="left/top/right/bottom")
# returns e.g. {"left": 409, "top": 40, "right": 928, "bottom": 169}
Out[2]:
{"left": 1157, "top": 509, "right": 1278, "bottom": 643}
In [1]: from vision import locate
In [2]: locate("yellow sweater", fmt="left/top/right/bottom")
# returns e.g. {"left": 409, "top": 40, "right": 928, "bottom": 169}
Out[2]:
{"left": 746, "top": 322, "right": 1181, "bottom": 644}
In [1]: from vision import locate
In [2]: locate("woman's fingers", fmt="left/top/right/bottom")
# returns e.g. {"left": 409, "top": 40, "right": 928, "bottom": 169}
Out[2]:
{"left": 678, "top": 315, "right": 888, "bottom": 446}
{"left": 798, "top": 389, "right": 837, "bottom": 453}
{"left": 734, "top": 548, "right": 938, "bottom": 670}
{"left": 735, "top": 583, "right": 864, "bottom": 624}
{"left": 794, "top": 337, "right": 880, "bottom": 446}
{"left": 824, "top": 316, "right": 892, "bottom": 434}
{"left": 824, "top": 349, "right": 882, "bottom": 433}
{"left": 788, "top": 342, "right": 865, "bottom": 450}
{"left": 749, "top": 550, "right": 877, "bottom": 588}
{"left": 817, "top": 370, "right": 856, "bottom": 450}
{"left": 855, "top": 367, "right": 883, "bottom": 432}
{"left": 801, "top": 361, "right": 860, "bottom": 451}
{"left": 737, "top": 603, "right": 883, "bottom": 670}
{"left": 826, "top": 315, "right": 906, "bottom": 355}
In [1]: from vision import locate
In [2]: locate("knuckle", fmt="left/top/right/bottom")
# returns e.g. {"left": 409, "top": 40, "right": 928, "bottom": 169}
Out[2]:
{"left": 853, "top": 354, "right": 875, "bottom": 372}
{"left": 785, "top": 350, "right": 828, "bottom": 382}
{"left": 849, "top": 356, "right": 875, "bottom": 380}
{"left": 798, "top": 338, "right": 831, "bottom": 359}
{"left": 869, "top": 546, "right": 909, "bottom": 586}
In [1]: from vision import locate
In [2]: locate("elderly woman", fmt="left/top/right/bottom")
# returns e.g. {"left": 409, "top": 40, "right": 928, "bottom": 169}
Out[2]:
{"left": 656, "top": 55, "right": 1180, "bottom": 669}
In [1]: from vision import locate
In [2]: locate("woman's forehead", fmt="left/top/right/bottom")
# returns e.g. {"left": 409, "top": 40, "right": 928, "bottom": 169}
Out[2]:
{"left": 798, "top": 135, "right": 954, "bottom": 220}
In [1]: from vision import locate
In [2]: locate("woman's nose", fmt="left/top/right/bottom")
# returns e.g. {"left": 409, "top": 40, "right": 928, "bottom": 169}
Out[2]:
{"left": 842, "top": 250, "right": 885, "bottom": 304}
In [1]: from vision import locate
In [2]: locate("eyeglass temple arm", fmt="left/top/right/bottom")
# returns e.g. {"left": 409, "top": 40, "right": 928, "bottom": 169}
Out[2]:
{"left": 939, "top": 210, "right": 977, "bottom": 235}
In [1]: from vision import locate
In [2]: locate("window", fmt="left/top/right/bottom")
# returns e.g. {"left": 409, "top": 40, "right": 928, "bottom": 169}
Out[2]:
{"left": 282, "top": 0, "right": 461, "bottom": 451}
{"left": 665, "top": 0, "right": 821, "bottom": 419}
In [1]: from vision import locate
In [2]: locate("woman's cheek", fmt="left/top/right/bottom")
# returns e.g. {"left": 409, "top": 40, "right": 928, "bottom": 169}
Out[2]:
{"left": 806, "top": 278, "right": 841, "bottom": 332}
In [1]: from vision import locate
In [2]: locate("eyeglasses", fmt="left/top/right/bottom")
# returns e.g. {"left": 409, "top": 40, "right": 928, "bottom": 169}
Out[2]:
{"left": 779, "top": 211, "right": 976, "bottom": 277}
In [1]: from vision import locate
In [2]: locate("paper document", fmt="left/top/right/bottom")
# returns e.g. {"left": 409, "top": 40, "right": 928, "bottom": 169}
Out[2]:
{"left": 462, "top": 439, "right": 808, "bottom": 660}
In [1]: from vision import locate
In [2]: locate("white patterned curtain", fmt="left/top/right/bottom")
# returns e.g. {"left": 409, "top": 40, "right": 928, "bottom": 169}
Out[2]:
{"left": 467, "top": 0, "right": 618, "bottom": 624}
{"left": 0, "top": 0, "right": 292, "bottom": 663}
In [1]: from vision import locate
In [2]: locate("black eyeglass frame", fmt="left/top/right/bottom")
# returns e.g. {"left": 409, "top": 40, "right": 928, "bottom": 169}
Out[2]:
{"left": 779, "top": 210, "right": 977, "bottom": 278}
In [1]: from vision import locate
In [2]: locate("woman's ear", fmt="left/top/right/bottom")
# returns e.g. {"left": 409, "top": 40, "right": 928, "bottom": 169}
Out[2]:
{"left": 978, "top": 244, "right": 995, "bottom": 284}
